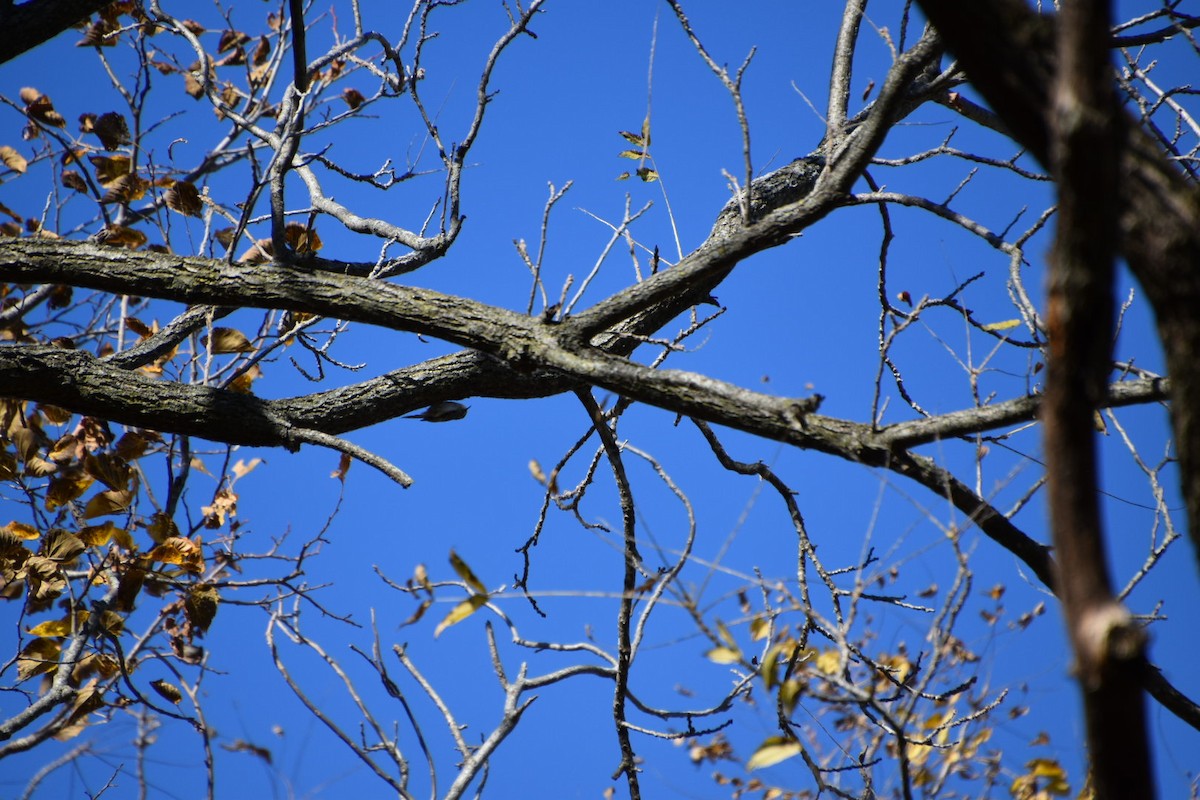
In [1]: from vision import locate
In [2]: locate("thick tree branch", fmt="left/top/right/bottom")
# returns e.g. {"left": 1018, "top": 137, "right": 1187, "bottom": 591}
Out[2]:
{"left": 1044, "top": 1, "right": 1153, "bottom": 795}
{"left": 0, "top": 0, "right": 111, "bottom": 65}
{"left": 4, "top": 244, "right": 1196, "bottom": 737}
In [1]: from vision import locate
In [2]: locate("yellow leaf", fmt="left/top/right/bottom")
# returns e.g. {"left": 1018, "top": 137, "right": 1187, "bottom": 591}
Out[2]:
{"left": 3, "top": 520, "right": 40, "bottom": 540}
{"left": 982, "top": 318, "right": 1020, "bottom": 332}
{"left": 746, "top": 736, "right": 802, "bottom": 771}
{"left": 760, "top": 650, "right": 779, "bottom": 690}
{"left": 148, "top": 536, "right": 205, "bottom": 574}
{"left": 923, "top": 710, "right": 950, "bottom": 729}
{"left": 26, "top": 611, "right": 89, "bottom": 637}
{"left": 749, "top": 616, "right": 769, "bottom": 641}
{"left": 111, "top": 525, "right": 135, "bottom": 551}
{"left": 202, "top": 487, "right": 237, "bottom": 528}
{"left": 434, "top": 594, "right": 488, "bottom": 637}
{"left": 83, "top": 488, "right": 134, "bottom": 519}
{"left": 618, "top": 130, "right": 647, "bottom": 147}
{"left": 47, "top": 433, "right": 80, "bottom": 462}
{"left": 449, "top": 549, "right": 487, "bottom": 596}
{"left": 185, "top": 584, "right": 219, "bottom": 631}
{"left": 778, "top": 678, "right": 803, "bottom": 716}
{"left": 1027, "top": 758, "right": 1066, "bottom": 780}
{"left": 715, "top": 619, "right": 738, "bottom": 649}
{"left": 705, "top": 646, "right": 741, "bottom": 664}
{"left": 150, "top": 678, "right": 183, "bottom": 705}
{"left": 815, "top": 649, "right": 841, "bottom": 675}
{"left": 145, "top": 511, "right": 180, "bottom": 544}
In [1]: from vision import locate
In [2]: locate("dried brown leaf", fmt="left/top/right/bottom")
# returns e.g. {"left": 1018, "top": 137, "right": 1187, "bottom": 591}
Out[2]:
{"left": 0, "top": 146, "right": 27, "bottom": 173}
{"left": 165, "top": 180, "right": 203, "bottom": 217}
{"left": 92, "top": 111, "right": 132, "bottom": 149}
{"left": 201, "top": 327, "right": 253, "bottom": 354}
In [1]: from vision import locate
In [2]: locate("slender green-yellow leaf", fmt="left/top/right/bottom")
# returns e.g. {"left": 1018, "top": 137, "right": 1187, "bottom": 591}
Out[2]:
{"left": 434, "top": 594, "right": 488, "bottom": 637}
{"left": 618, "top": 130, "right": 646, "bottom": 147}
{"left": 779, "top": 679, "right": 803, "bottom": 715}
{"left": 746, "top": 736, "right": 803, "bottom": 770}
{"left": 449, "top": 549, "right": 488, "bottom": 595}
{"left": 705, "top": 646, "right": 741, "bottom": 664}
{"left": 715, "top": 619, "right": 738, "bottom": 648}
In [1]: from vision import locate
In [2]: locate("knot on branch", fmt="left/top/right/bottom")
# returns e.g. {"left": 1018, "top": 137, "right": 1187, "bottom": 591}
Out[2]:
{"left": 1078, "top": 602, "right": 1147, "bottom": 684}
{"left": 709, "top": 154, "right": 826, "bottom": 240}
{"left": 784, "top": 394, "right": 825, "bottom": 429}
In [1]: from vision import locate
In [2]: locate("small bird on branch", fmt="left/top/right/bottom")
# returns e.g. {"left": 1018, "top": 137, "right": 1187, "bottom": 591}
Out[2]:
{"left": 404, "top": 401, "right": 469, "bottom": 422}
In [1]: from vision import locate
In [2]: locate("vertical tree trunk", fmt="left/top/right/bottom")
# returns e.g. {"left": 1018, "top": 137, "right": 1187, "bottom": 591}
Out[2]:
{"left": 1043, "top": 1, "right": 1155, "bottom": 797}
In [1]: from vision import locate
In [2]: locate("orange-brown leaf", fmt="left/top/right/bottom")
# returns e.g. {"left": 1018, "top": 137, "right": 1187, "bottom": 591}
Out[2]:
{"left": 148, "top": 536, "right": 205, "bottom": 573}
{"left": 96, "top": 224, "right": 147, "bottom": 249}
{"left": 202, "top": 327, "right": 253, "bottom": 354}
{"left": 284, "top": 222, "right": 321, "bottom": 253}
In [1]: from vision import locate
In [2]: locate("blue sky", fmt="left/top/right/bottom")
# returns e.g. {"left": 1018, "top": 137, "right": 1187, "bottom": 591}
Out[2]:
{"left": 1, "top": 1, "right": 1198, "bottom": 798}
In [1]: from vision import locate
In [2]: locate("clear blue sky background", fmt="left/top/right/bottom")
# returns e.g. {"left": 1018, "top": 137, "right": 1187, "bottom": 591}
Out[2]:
{"left": 1, "top": 2, "right": 1198, "bottom": 798}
